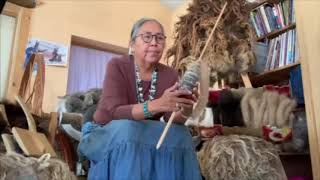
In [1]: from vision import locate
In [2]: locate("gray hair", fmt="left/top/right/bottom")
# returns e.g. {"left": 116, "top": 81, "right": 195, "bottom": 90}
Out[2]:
{"left": 129, "top": 18, "right": 165, "bottom": 43}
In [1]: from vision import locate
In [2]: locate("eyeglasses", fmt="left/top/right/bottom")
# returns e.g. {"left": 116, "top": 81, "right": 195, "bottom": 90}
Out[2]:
{"left": 136, "top": 33, "right": 166, "bottom": 44}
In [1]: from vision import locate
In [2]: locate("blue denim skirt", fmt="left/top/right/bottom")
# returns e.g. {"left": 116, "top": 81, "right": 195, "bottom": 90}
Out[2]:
{"left": 78, "top": 119, "right": 201, "bottom": 180}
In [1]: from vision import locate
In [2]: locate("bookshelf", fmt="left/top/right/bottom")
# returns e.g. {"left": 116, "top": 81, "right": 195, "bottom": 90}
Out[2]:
{"left": 248, "top": 0, "right": 281, "bottom": 10}
{"left": 250, "top": 62, "right": 300, "bottom": 87}
{"left": 249, "top": 0, "right": 298, "bottom": 74}
{"left": 248, "top": 0, "right": 312, "bottom": 178}
{"left": 279, "top": 152, "right": 309, "bottom": 156}
{"left": 256, "top": 23, "right": 296, "bottom": 41}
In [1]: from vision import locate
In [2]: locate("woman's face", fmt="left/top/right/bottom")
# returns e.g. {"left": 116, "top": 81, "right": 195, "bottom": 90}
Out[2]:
{"left": 131, "top": 21, "right": 166, "bottom": 64}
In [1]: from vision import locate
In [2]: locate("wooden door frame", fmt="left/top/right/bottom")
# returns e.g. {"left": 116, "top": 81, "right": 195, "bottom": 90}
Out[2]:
{"left": 3, "top": 2, "right": 32, "bottom": 102}
{"left": 295, "top": 1, "right": 320, "bottom": 179}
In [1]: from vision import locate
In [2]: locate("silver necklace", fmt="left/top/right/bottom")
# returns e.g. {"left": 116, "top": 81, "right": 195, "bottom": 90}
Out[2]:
{"left": 135, "top": 64, "right": 158, "bottom": 103}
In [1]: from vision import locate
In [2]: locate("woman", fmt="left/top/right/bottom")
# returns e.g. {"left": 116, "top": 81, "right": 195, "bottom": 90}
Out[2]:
{"left": 78, "top": 18, "right": 202, "bottom": 180}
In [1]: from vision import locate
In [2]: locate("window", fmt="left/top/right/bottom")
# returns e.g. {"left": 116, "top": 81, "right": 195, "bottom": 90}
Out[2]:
{"left": 67, "top": 45, "right": 121, "bottom": 94}
{"left": 67, "top": 36, "right": 128, "bottom": 94}
{"left": 0, "top": 14, "right": 16, "bottom": 100}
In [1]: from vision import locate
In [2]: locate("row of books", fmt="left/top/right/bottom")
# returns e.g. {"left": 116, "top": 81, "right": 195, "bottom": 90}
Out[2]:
{"left": 250, "top": 0, "right": 295, "bottom": 37}
{"left": 265, "top": 29, "right": 299, "bottom": 71}
{"left": 252, "top": 29, "right": 299, "bottom": 73}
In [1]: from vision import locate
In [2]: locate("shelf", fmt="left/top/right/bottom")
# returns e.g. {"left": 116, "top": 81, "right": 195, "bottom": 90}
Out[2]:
{"left": 249, "top": 62, "right": 300, "bottom": 87}
{"left": 280, "top": 152, "right": 313, "bottom": 178}
{"left": 279, "top": 152, "right": 309, "bottom": 156}
{"left": 293, "top": 107, "right": 305, "bottom": 112}
{"left": 256, "top": 23, "right": 296, "bottom": 42}
{"left": 248, "top": 0, "right": 281, "bottom": 10}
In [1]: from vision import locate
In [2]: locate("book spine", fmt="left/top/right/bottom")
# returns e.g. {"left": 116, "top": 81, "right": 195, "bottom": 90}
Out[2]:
{"left": 260, "top": 5, "right": 272, "bottom": 33}
{"left": 250, "top": 12, "right": 261, "bottom": 37}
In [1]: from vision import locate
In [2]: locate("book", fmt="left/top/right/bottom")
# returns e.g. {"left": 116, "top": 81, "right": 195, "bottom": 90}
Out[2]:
{"left": 250, "top": 12, "right": 262, "bottom": 36}
{"left": 260, "top": 5, "right": 272, "bottom": 33}
{"left": 252, "top": 42, "right": 269, "bottom": 73}
{"left": 265, "top": 5, "right": 278, "bottom": 30}
{"left": 265, "top": 38, "right": 276, "bottom": 71}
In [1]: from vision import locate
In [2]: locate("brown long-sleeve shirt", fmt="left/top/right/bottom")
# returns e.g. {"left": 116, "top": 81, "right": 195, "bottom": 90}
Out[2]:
{"left": 93, "top": 55, "right": 178, "bottom": 124}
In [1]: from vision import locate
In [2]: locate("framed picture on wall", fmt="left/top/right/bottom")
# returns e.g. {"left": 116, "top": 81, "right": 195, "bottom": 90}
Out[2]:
{"left": 25, "top": 38, "right": 69, "bottom": 67}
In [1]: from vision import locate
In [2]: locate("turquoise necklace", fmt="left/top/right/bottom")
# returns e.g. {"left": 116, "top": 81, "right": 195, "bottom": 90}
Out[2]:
{"left": 135, "top": 64, "right": 158, "bottom": 103}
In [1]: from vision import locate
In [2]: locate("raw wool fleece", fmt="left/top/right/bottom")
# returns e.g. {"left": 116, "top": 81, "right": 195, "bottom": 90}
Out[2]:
{"left": 0, "top": 152, "right": 77, "bottom": 180}
{"left": 241, "top": 88, "right": 297, "bottom": 128}
{"left": 57, "top": 88, "right": 102, "bottom": 114}
{"left": 197, "top": 135, "right": 285, "bottom": 180}
{"left": 166, "top": 0, "right": 256, "bottom": 80}
{"left": 185, "top": 107, "right": 214, "bottom": 127}
{"left": 56, "top": 88, "right": 101, "bottom": 127}
{"left": 185, "top": 87, "right": 246, "bottom": 128}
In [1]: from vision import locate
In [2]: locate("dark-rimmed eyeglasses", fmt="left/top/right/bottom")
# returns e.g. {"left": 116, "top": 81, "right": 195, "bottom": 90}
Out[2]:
{"left": 136, "top": 33, "right": 166, "bottom": 44}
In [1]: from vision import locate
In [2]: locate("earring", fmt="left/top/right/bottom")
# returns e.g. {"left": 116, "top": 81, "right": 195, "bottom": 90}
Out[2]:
{"left": 128, "top": 47, "right": 134, "bottom": 55}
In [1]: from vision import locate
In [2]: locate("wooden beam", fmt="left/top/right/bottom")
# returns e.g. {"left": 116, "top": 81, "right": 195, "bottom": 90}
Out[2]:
{"left": 71, "top": 35, "right": 128, "bottom": 55}
{"left": 295, "top": 1, "right": 320, "bottom": 179}
{"left": 241, "top": 73, "right": 252, "bottom": 88}
{"left": 5, "top": 4, "right": 32, "bottom": 103}
{"left": 7, "top": 0, "right": 36, "bottom": 8}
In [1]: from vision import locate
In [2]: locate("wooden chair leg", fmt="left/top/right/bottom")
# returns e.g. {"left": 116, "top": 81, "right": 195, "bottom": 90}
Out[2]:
{"left": 48, "top": 112, "right": 58, "bottom": 145}
{"left": 55, "top": 131, "right": 77, "bottom": 172}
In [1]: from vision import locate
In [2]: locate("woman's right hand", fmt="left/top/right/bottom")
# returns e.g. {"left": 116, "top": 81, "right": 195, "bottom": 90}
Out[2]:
{"left": 149, "top": 82, "right": 195, "bottom": 113}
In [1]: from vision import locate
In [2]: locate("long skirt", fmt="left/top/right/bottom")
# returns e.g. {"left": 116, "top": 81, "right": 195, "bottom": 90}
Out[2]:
{"left": 78, "top": 119, "right": 202, "bottom": 180}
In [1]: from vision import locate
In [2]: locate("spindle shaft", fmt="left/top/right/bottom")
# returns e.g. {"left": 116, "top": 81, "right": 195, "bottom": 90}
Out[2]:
{"left": 156, "top": 2, "right": 228, "bottom": 149}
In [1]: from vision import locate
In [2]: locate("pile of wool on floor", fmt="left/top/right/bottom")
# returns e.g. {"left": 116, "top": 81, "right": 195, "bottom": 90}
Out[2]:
{"left": 0, "top": 152, "right": 77, "bottom": 180}
{"left": 197, "top": 135, "right": 286, "bottom": 180}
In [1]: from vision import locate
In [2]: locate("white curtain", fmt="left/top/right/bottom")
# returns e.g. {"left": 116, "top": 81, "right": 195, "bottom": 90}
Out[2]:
{"left": 0, "top": 15, "right": 16, "bottom": 100}
{"left": 67, "top": 45, "right": 120, "bottom": 94}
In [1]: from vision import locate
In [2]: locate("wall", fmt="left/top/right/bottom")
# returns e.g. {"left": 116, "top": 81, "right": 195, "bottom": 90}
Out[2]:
{"left": 170, "top": 0, "right": 191, "bottom": 33}
{"left": 165, "top": 0, "right": 191, "bottom": 65}
{"left": 25, "top": 0, "right": 172, "bottom": 112}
